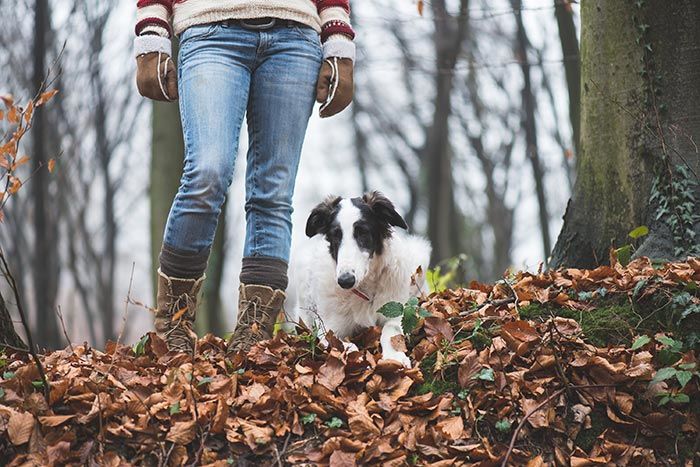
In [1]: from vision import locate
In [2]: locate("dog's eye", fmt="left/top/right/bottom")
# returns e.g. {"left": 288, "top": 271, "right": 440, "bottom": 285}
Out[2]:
{"left": 354, "top": 228, "right": 372, "bottom": 249}
{"left": 327, "top": 228, "right": 342, "bottom": 244}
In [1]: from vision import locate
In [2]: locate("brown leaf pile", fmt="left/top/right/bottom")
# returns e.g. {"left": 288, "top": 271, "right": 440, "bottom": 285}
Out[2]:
{"left": 1, "top": 258, "right": 699, "bottom": 466}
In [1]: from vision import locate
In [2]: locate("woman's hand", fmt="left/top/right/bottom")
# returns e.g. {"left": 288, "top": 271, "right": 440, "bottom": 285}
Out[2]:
{"left": 316, "top": 58, "right": 354, "bottom": 118}
{"left": 136, "top": 52, "right": 179, "bottom": 102}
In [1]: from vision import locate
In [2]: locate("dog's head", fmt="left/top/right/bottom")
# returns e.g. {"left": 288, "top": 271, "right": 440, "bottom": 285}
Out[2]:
{"left": 305, "top": 191, "right": 408, "bottom": 290}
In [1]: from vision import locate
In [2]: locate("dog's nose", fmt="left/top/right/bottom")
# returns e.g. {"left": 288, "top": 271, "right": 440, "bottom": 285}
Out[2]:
{"left": 337, "top": 273, "right": 356, "bottom": 289}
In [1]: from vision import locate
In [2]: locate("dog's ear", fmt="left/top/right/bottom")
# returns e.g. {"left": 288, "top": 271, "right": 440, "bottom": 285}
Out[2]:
{"left": 363, "top": 191, "right": 408, "bottom": 230}
{"left": 305, "top": 196, "right": 342, "bottom": 237}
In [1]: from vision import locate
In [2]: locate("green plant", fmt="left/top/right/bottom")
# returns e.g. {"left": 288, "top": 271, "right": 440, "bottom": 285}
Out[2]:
{"left": 473, "top": 367, "right": 494, "bottom": 382}
{"left": 614, "top": 226, "right": 649, "bottom": 266}
{"left": 495, "top": 419, "right": 512, "bottom": 433}
{"left": 197, "top": 376, "right": 213, "bottom": 387}
{"left": 325, "top": 417, "right": 343, "bottom": 428}
{"left": 378, "top": 297, "right": 430, "bottom": 335}
{"left": 650, "top": 165, "right": 700, "bottom": 258}
{"left": 426, "top": 254, "right": 468, "bottom": 293}
{"left": 650, "top": 337, "right": 698, "bottom": 406}
{"left": 656, "top": 335, "right": 683, "bottom": 366}
{"left": 301, "top": 413, "right": 317, "bottom": 425}
{"left": 631, "top": 335, "right": 651, "bottom": 350}
{"left": 299, "top": 322, "right": 321, "bottom": 358}
{"left": 456, "top": 318, "right": 492, "bottom": 350}
{"left": 133, "top": 334, "right": 149, "bottom": 356}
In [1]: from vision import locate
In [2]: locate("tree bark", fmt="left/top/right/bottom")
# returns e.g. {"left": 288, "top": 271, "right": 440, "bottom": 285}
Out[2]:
{"left": 425, "top": 0, "right": 469, "bottom": 265}
{"left": 199, "top": 201, "right": 227, "bottom": 336}
{"left": 512, "top": 0, "right": 552, "bottom": 263}
{"left": 0, "top": 292, "right": 26, "bottom": 350}
{"left": 554, "top": 0, "right": 581, "bottom": 157}
{"left": 88, "top": 14, "right": 117, "bottom": 343}
{"left": 550, "top": 0, "right": 700, "bottom": 268}
{"left": 32, "top": 0, "right": 61, "bottom": 349}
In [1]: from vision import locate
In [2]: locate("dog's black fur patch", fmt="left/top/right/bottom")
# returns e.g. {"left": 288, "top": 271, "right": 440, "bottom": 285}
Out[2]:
{"left": 306, "top": 191, "right": 408, "bottom": 260}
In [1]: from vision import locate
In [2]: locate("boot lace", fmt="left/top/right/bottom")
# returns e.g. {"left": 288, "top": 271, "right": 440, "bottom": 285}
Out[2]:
{"left": 163, "top": 292, "right": 197, "bottom": 352}
{"left": 230, "top": 297, "right": 273, "bottom": 348}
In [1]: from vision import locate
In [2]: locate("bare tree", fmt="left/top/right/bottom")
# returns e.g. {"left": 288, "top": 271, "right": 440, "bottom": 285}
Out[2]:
{"left": 511, "top": 0, "right": 551, "bottom": 263}
{"left": 0, "top": 0, "right": 145, "bottom": 347}
{"left": 32, "top": 0, "right": 61, "bottom": 348}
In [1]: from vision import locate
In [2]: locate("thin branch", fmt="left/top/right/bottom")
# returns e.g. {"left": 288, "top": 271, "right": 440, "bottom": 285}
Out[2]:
{"left": 55, "top": 305, "right": 74, "bottom": 352}
{"left": 0, "top": 247, "right": 49, "bottom": 397}
{"left": 501, "top": 384, "right": 616, "bottom": 466}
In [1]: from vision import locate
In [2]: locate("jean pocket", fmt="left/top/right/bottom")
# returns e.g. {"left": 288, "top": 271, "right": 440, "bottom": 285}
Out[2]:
{"left": 291, "top": 25, "right": 321, "bottom": 47}
{"left": 179, "top": 23, "right": 220, "bottom": 47}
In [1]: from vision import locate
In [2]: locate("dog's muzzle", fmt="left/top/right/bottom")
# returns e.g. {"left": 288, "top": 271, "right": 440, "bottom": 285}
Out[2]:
{"left": 337, "top": 272, "right": 356, "bottom": 289}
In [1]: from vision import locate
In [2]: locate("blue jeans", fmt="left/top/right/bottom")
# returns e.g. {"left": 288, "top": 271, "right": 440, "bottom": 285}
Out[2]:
{"left": 162, "top": 22, "right": 322, "bottom": 264}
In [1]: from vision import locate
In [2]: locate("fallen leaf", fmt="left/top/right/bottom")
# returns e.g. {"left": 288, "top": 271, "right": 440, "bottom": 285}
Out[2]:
{"left": 317, "top": 356, "right": 345, "bottom": 391}
{"left": 38, "top": 415, "right": 75, "bottom": 427}
{"left": 436, "top": 416, "right": 463, "bottom": 440}
{"left": 166, "top": 420, "right": 197, "bottom": 445}
{"left": 329, "top": 450, "right": 357, "bottom": 467}
{"left": 8, "top": 411, "right": 34, "bottom": 445}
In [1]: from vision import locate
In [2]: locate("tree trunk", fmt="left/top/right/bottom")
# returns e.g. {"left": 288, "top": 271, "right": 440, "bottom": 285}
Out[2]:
{"left": 550, "top": 0, "right": 700, "bottom": 268}
{"left": 0, "top": 292, "right": 26, "bottom": 350}
{"left": 32, "top": 0, "right": 61, "bottom": 349}
{"left": 425, "top": 0, "right": 469, "bottom": 265}
{"left": 199, "top": 201, "right": 227, "bottom": 336}
{"left": 150, "top": 97, "right": 185, "bottom": 296}
{"left": 512, "top": 0, "right": 552, "bottom": 263}
{"left": 554, "top": 0, "right": 581, "bottom": 157}
{"left": 89, "top": 16, "right": 117, "bottom": 343}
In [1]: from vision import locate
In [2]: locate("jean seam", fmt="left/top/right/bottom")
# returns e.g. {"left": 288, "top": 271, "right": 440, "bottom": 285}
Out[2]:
{"left": 249, "top": 83, "right": 260, "bottom": 257}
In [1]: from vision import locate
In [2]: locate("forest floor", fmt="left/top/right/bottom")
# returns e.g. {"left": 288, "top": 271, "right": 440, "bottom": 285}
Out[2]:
{"left": 1, "top": 258, "right": 699, "bottom": 466}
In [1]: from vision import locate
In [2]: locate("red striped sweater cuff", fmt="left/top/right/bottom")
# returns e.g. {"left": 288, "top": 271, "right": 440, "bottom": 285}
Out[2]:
{"left": 317, "top": 0, "right": 350, "bottom": 13}
{"left": 135, "top": 17, "right": 172, "bottom": 37}
{"left": 136, "top": 0, "right": 172, "bottom": 14}
{"left": 321, "top": 20, "right": 355, "bottom": 42}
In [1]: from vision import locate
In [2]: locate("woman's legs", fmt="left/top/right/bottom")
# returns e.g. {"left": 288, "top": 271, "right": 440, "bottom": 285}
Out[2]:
{"left": 157, "top": 24, "right": 257, "bottom": 352}
{"left": 229, "top": 24, "right": 322, "bottom": 355}
{"left": 240, "top": 25, "right": 322, "bottom": 284}
{"left": 160, "top": 25, "right": 256, "bottom": 277}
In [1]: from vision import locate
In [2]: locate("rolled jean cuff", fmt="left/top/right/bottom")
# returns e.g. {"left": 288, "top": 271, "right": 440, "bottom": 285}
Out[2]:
{"left": 240, "top": 256, "right": 288, "bottom": 291}
{"left": 159, "top": 243, "right": 209, "bottom": 279}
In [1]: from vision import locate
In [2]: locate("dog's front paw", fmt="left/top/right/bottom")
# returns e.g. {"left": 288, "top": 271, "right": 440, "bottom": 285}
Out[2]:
{"left": 379, "top": 351, "right": 412, "bottom": 369}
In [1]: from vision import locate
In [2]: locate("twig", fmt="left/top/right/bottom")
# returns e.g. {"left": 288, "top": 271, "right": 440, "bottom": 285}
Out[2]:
{"left": 187, "top": 421, "right": 211, "bottom": 467}
{"left": 504, "top": 280, "right": 520, "bottom": 315}
{"left": 0, "top": 248, "right": 49, "bottom": 398}
{"left": 55, "top": 305, "right": 74, "bottom": 352}
{"left": 454, "top": 297, "right": 515, "bottom": 319}
{"left": 101, "top": 263, "right": 135, "bottom": 379}
{"left": 2, "top": 343, "right": 31, "bottom": 354}
{"left": 279, "top": 432, "right": 292, "bottom": 464}
{"left": 161, "top": 442, "right": 175, "bottom": 467}
{"left": 500, "top": 384, "right": 616, "bottom": 467}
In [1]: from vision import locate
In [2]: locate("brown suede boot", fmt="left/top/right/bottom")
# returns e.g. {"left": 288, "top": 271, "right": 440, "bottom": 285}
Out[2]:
{"left": 227, "top": 284, "right": 286, "bottom": 356}
{"left": 154, "top": 269, "right": 205, "bottom": 354}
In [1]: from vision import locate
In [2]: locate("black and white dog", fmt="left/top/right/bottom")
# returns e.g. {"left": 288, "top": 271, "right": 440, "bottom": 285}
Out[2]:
{"left": 288, "top": 192, "right": 431, "bottom": 368}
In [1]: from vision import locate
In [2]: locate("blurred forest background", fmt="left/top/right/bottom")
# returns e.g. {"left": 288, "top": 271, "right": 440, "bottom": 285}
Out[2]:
{"left": 0, "top": 0, "right": 581, "bottom": 349}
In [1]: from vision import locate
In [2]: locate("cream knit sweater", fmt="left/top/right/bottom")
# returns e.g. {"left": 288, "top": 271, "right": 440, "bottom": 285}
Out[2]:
{"left": 134, "top": 0, "right": 355, "bottom": 60}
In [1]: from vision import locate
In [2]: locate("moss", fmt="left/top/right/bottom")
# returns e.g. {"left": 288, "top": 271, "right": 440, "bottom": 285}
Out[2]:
{"left": 575, "top": 408, "right": 611, "bottom": 453}
{"left": 519, "top": 298, "right": 658, "bottom": 347}
{"left": 414, "top": 353, "right": 459, "bottom": 396}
